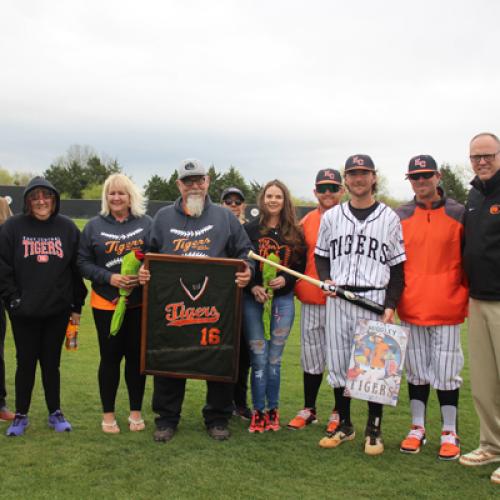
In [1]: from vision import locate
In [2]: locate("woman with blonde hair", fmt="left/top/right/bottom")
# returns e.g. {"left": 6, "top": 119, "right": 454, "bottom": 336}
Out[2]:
{"left": 0, "top": 197, "right": 14, "bottom": 422}
{"left": 243, "top": 180, "right": 306, "bottom": 433}
{"left": 78, "top": 174, "right": 152, "bottom": 433}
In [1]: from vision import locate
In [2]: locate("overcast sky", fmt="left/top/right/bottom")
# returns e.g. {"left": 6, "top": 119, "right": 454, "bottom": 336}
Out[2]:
{"left": 1, "top": 0, "right": 498, "bottom": 200}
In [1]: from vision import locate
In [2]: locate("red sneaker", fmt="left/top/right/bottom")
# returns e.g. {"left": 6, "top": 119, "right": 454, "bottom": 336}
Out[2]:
{"left": 265, "top": 408, "right": 280, "bottom": 432}
{"left": 248, "top": 410, "right": 266, "bottom": 434}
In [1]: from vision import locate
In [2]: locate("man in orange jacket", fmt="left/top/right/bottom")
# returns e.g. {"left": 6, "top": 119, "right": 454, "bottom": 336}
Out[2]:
{"left": 396, "top": 155, "right": 468, "bottom": 460}
{"left": 287, "top": 169, "right": 344, "bottom": 431}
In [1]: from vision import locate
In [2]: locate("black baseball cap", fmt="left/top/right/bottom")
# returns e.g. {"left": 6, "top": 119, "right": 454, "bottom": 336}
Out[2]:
{"left": 344, "top": 154, "right": 375, "bottom": 172}
{"left": 315, "top": 169, "right": 342, "bottom": 185}
{"left": 221, "top": 187, "right": 245, "bottom": 202}
{"left": 406, "top": 155, "right": 438, "bottom": 177}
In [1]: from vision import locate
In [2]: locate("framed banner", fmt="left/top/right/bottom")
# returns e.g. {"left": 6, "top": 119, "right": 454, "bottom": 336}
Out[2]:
{"left": 141, "top": 253, "right": 245, "bottom": 382}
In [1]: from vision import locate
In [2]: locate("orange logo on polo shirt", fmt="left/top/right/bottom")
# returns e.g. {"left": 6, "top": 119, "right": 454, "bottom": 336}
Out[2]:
{"left": 490, "top": 204, "right": 500, "bottom": 215}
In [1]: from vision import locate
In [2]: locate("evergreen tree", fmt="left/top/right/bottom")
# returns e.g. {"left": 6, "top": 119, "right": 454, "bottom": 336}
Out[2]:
{"left": 440, "top": 163, "right": 468, "bottom": 204}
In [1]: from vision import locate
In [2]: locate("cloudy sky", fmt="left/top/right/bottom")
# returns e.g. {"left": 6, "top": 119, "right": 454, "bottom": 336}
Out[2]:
{"left": 1, "top": 0, "right": 498, "bottom": 200}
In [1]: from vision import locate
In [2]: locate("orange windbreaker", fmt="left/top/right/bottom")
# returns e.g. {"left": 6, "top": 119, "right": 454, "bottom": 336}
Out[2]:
{"left": 396, "top": 197, "right": 468, "bottom": 326}
{"left": 295, "top": 208, "right": 326, "bottom": 305}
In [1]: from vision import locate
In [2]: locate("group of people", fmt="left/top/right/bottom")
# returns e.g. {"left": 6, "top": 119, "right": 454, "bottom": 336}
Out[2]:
{"left": 0, "top": 132, "right": 499, "bottom": 485}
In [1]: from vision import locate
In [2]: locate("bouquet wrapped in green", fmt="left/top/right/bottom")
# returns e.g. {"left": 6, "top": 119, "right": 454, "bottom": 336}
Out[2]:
{"left": 262, "top": 252, "right": 281, "bottom": 340}
{"left": 110, "top": 250, "right": 144, "bottom": 336}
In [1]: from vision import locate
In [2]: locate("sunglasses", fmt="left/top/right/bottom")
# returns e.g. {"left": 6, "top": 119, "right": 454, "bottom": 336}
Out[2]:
{"left": 408, "top": 172, "right": 435, "bottom": 181}
{"left": 223, "top": 198, "right": 243, "bottom": 206}
{"left": 316, "top": 184, "right": 341, "bottom": 194}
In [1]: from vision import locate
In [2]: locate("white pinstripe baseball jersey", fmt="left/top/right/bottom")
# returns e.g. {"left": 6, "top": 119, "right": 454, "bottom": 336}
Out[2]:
{"left": 315, "top": 202, "right": 406, "bottom": 289}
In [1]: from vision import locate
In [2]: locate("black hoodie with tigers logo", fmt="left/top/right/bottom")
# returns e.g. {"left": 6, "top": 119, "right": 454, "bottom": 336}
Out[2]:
{"left": 0, "top": 177, "right": 87, "bottom": 318}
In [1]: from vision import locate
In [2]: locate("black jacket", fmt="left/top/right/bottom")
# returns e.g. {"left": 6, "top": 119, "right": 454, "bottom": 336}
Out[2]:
{"left": 0, "top": 177, "right": 87, "bottom": 318}
{"left": 463, "top": 169, "right": 500, "bottom": 300}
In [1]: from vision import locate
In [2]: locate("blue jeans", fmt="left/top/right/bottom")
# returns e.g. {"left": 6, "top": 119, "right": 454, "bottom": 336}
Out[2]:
{"left": 243, "top": 292, "right": 295, "bottom": 412}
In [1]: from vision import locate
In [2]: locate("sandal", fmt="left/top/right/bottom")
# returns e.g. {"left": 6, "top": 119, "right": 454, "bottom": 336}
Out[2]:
{"left": 101, "top": 420, "right": 120, "bottom": 434}
{"left": 128, "top": 416, "right": 145, "bottom": 432}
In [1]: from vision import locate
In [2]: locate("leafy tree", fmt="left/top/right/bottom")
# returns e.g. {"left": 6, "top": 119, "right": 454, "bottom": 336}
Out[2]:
{"left": 81, "top": 183, "right": 103, "bottom": 200}
{"left": 0, "top": 168, "right": 39, "bottom": 186}
{"left": 0, "top": 167, "right": 13, "bottom": 185}
{"left": 440, "top": 163, "right": 468, "bottom": 205}
{"left": 44, "top": 145, "right": 121, "bottom": 199}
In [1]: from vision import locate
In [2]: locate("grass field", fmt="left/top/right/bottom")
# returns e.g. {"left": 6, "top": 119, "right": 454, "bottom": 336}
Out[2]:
{"left": 0, "top": 221, "right": 498, "bottom": 499}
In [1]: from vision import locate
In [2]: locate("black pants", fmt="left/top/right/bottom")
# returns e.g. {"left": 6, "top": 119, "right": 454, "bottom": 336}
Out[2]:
{"left": 233, "top": 332, "right": 250, "bottom": 408}
{"left": 153, "top": 376, "right": 233, "bottom": 429}
{"left": 93, "top": 307, "right": 146, "bottom": 413}
{"left": 0, "top": 303, "right": 7, "bottom": 407}
{"left": 10, "top": 311, "right": 69, "bottom": 414}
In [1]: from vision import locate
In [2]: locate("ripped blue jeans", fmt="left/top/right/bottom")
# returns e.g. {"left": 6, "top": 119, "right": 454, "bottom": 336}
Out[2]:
{"left": 243, "top": 292, "right": 295, "bottom": 412}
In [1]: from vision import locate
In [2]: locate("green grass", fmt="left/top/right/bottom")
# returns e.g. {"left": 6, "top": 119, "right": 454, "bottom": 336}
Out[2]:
{"left": 0, "top": 218, "right": 496, "bottom": 498}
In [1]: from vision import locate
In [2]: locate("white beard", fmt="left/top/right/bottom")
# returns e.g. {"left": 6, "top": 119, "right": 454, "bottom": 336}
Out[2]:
{"left": 185, "top": 194, "right": 205, "bottom": 217}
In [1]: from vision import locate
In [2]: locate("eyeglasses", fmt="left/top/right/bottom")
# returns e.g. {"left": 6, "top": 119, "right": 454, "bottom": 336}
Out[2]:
{"left": 181, "top": 176, "right": 206, "bottom": 187}
{"left": 316, "top": 184, "right": 341, "bottom": 194}
{"left": 223, "top": 198, "right": 243, "bottom": 206}
{"left": 408, "top": 172, "right": 435, "bottom": 181}
{"left": 469, "top": 151, "right": 500, "bottom": 164}
{"left": 28, "top": 189, "right": 55, "bottom": 201}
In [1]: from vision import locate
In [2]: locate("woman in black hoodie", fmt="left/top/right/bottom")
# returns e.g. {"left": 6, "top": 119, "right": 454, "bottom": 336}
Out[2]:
{"left": 0, "top": 177, "right": 87, "bottom": 437}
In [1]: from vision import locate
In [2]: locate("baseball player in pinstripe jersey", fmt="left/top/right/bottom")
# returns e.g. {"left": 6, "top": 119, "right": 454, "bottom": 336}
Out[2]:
{"left": 396, "top": 155, "right": 467, "bottom": 460}
{"left": 315, "top": 154, "right": 406, "bottom": 455}
{"left": 287, "top": 169, "right": 344, "bottom": 432}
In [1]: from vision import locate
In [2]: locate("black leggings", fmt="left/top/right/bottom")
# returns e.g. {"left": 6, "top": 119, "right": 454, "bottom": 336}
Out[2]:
{"left": 0, "top": 303, "right": 7, "bottom": 407}
{"left": 10, "top": 312, "right": 69, "bottom": 414}
{"left": 93, "top": 307, "right": 145, "bottom": 413}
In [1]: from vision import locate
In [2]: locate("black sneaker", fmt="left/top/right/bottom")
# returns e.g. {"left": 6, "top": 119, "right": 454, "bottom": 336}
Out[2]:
{"left": 232, "top": 406, "right": 252, "bottom": 421}
{"left": 207, "top": 424, "right": 231, "bottom": 441}
{"left": 153, "top": 426, "right": 176, "bottom": 443}
{"left": 364, "top": 424, "right": 384, "bottom": 456}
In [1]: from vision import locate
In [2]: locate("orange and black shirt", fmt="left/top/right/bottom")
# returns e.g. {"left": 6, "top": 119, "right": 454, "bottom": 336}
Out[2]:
{"left": 396, "top": 195, "right": 468, "bottom": 326}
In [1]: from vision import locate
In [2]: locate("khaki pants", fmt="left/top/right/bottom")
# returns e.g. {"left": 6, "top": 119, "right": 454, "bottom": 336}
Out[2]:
{"left": 468, "top": 298, "right": 500, "bottom": 454}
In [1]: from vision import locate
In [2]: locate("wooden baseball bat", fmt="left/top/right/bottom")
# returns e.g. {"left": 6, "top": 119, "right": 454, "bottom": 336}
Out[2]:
{"left": 248, "top": 250, "right": 385, "bottom": 315}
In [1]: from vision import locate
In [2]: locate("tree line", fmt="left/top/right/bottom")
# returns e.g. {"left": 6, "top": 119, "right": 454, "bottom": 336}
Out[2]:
{"left": 0, "top": 145, "right": 472, "bottom": 207}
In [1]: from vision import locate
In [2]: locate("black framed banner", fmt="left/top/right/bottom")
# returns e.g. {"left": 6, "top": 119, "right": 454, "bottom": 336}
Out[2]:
{"left": 141, "top": 253, "right": 244, "bottom": 382}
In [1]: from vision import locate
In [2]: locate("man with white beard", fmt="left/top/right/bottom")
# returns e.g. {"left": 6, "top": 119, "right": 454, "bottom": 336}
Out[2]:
{"left": 140, "top": 159, "right": 253, "bottom": 442}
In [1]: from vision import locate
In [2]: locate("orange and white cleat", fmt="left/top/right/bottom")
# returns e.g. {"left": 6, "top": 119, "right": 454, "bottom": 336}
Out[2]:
{"left": 439, "top": 431, "right": 460, "bottom": 461}
{"left": 400, "top": 425, "right": 426, "bottom": 454}
{"left": 326, "top": 411, "right": 340, "bottom": 434}
{"left": 287, "top": 408, "right": 317, "bottom": 430}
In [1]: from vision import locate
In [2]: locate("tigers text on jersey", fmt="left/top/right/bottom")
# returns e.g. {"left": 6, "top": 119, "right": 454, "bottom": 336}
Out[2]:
{"left": 315, "top": 201, "right": 406, "bottom": 288}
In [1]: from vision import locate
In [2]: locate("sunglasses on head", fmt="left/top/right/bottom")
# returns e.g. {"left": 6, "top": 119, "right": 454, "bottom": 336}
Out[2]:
{"left": 316, "top": 184, "right": 341, "bottom": 194}
{"left": 223, "top": 198, "right": 243, "bottom": 206}
{"left": 408, "top": 171, "right": 435, "bottom": 181}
